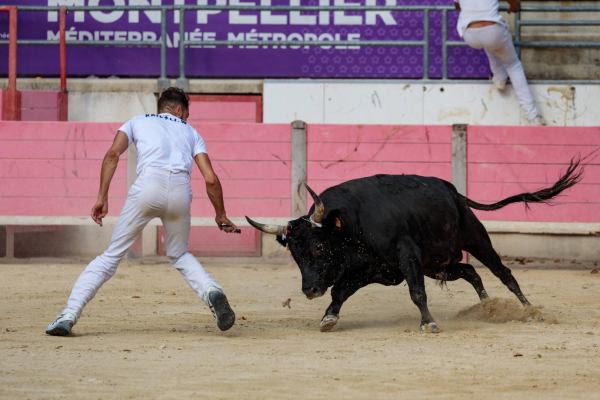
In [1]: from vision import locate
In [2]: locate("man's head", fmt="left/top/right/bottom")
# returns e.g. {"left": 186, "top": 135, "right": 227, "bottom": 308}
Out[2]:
{"left": 158, "top": 87, "right": 190, "bottom": 121}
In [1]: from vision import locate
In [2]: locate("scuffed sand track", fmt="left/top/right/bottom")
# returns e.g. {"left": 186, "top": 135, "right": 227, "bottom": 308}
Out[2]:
{"left": 1, "top": 261, "right": 599, "bottom": 399}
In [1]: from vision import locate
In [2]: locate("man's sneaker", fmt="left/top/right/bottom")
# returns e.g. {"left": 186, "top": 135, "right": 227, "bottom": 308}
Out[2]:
{"left": 46, "top": 312, "right": 77, "bottom": 336}
{"left": 530, "top": 115, "right": 547, "bottom": 126}
{"left": 205, "top": 287, "right": 235, "bottom": 331}
{"left": 493, "top": 79, "right": 507, "bottom": 90}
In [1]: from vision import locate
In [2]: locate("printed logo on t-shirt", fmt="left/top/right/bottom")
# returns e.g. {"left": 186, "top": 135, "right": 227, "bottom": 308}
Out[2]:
{"left": 145, "top": 114, "right": 187, "bottom": 125}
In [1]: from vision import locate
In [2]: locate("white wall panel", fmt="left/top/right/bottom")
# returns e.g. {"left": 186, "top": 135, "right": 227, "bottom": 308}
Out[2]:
{"left": 323, "top": 83, "right": 423, "bottom": 124}
{"left": 263, "top": 81, "right": 600, "bottom": 126}
{"left": 423, "top": 83, "right": 521, "bottom": 126}
{"left": 263, "top": 82, "right": 324, "bottom": 123}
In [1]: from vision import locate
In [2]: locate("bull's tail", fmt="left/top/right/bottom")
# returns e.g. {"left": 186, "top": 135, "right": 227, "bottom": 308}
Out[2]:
{"left": 460, "top": 157, "right": 584, "bottom": 212}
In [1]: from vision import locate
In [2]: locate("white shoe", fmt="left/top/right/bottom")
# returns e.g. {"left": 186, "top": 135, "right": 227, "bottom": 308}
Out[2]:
{"left": 46, "top": 312, "right": 77, "bottom": 336}
{"left": 204, "top": 287, "right": 235, "bottom": 331}
{"left": 493, "top": 79, "right": 507, "bottom": 90}
{"left": 530, "top": 115, "right": 546, "bottom": 126}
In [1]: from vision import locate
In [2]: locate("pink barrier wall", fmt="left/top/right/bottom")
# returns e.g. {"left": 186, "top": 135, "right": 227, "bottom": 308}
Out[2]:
{"left": 467, "top": 126, "right": 600, "bottom": 223}
{"left": 1, "top": 122, "right": 597, "bottom": 226}
{"left": 307, "top": 124, "right": 453, "bottom": 195}
{"left": 0, "top": 121, "right": 127, "bottom": 217}
{"left": 0, "top": 121, "right": 291, "bottom": 219}
{"left": 192, "top": 123, "right": 291, "bottom": 217}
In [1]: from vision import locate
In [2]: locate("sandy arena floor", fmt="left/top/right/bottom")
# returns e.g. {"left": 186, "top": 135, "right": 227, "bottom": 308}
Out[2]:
{"left": 1, "top": 258, "right": 599, "bottom": 399}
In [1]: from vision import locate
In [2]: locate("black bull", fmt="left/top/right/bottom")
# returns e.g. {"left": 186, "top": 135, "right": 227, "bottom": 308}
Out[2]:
{"left": 247, "top": 159, "right": 583, "bottom": 332}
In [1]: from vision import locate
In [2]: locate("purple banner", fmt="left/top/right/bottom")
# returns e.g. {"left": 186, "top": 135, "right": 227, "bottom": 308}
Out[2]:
{"left": 0, "top": 0, "right": 490, "bottom": 79}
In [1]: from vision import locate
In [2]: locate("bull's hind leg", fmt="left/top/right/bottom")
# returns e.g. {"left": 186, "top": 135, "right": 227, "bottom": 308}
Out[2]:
{"left": 465, "top": 223, "right": 531, "bottom": 306}
{"left": 435, "top": 263, "right": 489, "bottom": 301}
{"left": 397, "top": 243, "right": 439, "bottom": 333}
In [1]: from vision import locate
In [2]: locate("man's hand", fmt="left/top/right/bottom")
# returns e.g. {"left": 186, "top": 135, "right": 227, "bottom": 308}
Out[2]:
{"left": 216, "top": 214, "right": 237, "bottom": 233}
{"left": 507, "top": 0, "right": 520, "bottom": 14}
{"left": 91, "top": 198, "right": 108, "bottom": 227}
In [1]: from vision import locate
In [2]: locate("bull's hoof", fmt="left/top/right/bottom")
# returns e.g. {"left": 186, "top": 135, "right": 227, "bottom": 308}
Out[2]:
{"left": 420, "top": 322, "right": 440, "bottom": 333}
{"left": 320, "top": 315, "right": 339, "bottom": 332}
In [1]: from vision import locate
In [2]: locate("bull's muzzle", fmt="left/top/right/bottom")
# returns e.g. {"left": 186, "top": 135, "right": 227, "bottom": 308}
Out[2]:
{"left": 302, "top": 287, "right": 324, "bottom": 300}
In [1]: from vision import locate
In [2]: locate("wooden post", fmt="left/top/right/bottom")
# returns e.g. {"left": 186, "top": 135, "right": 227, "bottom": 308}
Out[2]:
{"left": 5, "top": 226, "right": 15, "bottom": 259}
{"left": 126, "top": 144, "right": 143, "bottom": 263}
{"left": 291, "top": 120, "right": 307, "bottom": 218}
{"left": 452, "top": 124, "right": 467, "bottom": 196}
{"left": 452, "top": 124, "right": 469, "bottom": 262}
{"left": 1, "top": 6, "right": 20, "bottom": 121}
{"left": 57, "top": 6, "right": 68, "bottom": 121}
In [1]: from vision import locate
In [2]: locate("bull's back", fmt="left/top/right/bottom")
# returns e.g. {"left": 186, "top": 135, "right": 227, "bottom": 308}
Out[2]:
{"left": 319, "top": 175, "right": 463, "bottom": 266}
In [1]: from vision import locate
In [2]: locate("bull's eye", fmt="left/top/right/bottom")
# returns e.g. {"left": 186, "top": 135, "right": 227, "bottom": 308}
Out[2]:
{"left": 311, "top": 243, "right": 325, "bottom": 258}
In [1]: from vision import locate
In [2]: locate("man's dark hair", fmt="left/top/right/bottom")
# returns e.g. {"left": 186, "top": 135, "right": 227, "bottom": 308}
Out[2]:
{"left": 157, "top": 87, "right": 190, "bottom": 113}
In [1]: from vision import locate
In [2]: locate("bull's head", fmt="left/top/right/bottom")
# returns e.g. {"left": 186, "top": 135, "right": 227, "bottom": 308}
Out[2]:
{"left": 246, "top": 184, "right": 346, "bottom": 300}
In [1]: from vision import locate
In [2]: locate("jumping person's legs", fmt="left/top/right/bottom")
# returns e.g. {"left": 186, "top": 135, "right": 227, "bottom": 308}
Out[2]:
{"left": 46, "top": 172, "right": 168, "bottom": 335}
{"left": 464, "top": 24, "right": 541, "bottom": 122}
{"left": 160, "top": 172, "right": 235, "bottom": 331}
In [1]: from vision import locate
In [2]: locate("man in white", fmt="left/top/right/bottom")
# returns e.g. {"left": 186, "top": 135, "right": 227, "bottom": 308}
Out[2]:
{"left": 46, "top": 87, "right": 237, "bottom": 335}
{"left": 454, "top": 0, "right": 544, "bottom": 125}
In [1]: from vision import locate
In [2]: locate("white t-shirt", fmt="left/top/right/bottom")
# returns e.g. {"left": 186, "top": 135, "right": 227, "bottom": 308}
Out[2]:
{"left": 118, "top": 113, "right": 207, "bottom": 176}
{"left": 454, "top": 0, "right": 506, "bottom": 37}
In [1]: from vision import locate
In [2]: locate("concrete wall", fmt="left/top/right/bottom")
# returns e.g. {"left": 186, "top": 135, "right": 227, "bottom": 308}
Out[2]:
{"left": 263, "top": 81, "right": 599, "bottom": 126}
{"left": 502, "top": 1, "right": 600, "bottom": 80}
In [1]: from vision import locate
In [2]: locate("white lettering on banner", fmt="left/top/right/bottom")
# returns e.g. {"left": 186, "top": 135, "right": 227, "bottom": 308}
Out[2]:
{"left": 303, "top": 32, "right": 316, "bottom": 49}
{"left": 143, "top": 31, "right": 157, "bottom": 41}
{"left": 290, "top": 0, "right": 316, "bottom": 25}
{"left": 347, "top": 32, "right": 360, "bottom": 49}
{"left": 48, "top": 0, "right": 84, "bottom": 23}
{"left": 366, "top": 0, "right": 396, "bottom": 25}
{"left": 66, "top": 27, "right": 77, "bottom": 41}
{"left": 79, "top": 30, "right": 93, "bottom": 40}
{"left": 246, "top": 28, "right": 258, "bottom": 48}
{"left": 99, "top": 31, "right": 114, "bottom": 40}
{"left": 128, "top": 0, "right": 161, "bottom": 24}
{"left": 318, "top": 32, "right": 334, "bottom": 49}
{"left": 272, "top": 32, "right": 287, "bottom": 48}
{"left": 228, "top": 32, "right": 244, "bottom": 48}
{"left": 334, "top": 0, "right": 362, "bottom": 25}
{"left": 258, "top": 32, "right": 272, "bottom": 48}
{"left": 128, "top": 31, "right": 142, "bottom": 40}
{"left": 44, "top": 28, "right": 361, "bottom": 51}
{"left": 230, "top": 0, "right": 258, "bottom": 25}
{"left": 47, "top": 30, "right": 60, "bottom": 41}
{"left": 115, "top": 31, "right": 127, "bottom": 41}
{"left": 261, "top": 0, "right": 287, "bottom": 25}
{"left": 319, "top": 0, "right": 330, "bottom": 25}
{"left": 89, "top": 0, "right": 125, "bottom": 24}
{"left": 287, "top": 33, "right": 303, "bottom": 49}
{"left": 197, "top": 0, "right": 225, "bottom": 24}
{"left": 203, "top": 32, "right": 216, "bottom": 47}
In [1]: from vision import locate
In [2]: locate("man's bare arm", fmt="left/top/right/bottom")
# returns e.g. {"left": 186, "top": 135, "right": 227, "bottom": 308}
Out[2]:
{"left": 91, "top": 131, "right": 129, "bottom": 226}
{"left": 454, "top": 1, "right": 460, "bottom": 11}
{"left": 194, "top": 152, "right": 237, "bottom": 232}
{"left": 506, "top": 0, "right": 520, "bottom": 14}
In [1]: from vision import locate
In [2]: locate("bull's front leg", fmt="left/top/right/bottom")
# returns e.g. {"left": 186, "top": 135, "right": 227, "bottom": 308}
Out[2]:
{"left": 320, "top": 281, "right": 366, "bottom": 332}
{"left": 397, "top": 243, "right": 440, "bottom": 333}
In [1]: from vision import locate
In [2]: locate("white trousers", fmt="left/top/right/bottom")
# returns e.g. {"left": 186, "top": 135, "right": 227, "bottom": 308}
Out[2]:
{"left": 463, "top": 23, "right": 539, "bottom": 121}
{"left": 63, "top": 167, "right": 220, "bottom": 319}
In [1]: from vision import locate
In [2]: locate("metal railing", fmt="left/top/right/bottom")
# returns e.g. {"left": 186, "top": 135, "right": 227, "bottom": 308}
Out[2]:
{"left": 1, "top": 4, "right": 599, "bottom": 90}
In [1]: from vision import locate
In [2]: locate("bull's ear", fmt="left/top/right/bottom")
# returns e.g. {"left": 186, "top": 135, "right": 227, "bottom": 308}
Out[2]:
{"left": 324, "top": 209, "right": 343, "bottom": 229}
{"left": 275, "top": 235, "right": 288, "bottom": 248}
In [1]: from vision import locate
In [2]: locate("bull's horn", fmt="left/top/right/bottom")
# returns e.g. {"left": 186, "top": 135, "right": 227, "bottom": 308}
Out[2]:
{"left": 245, "top": 216, "right": 286, "bottom": 236}
{"left": 305, "top": 184, "right": 324, "bottom": 225}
